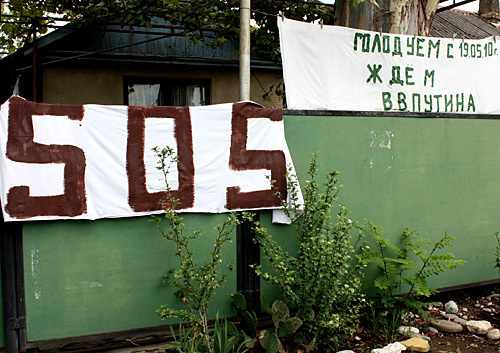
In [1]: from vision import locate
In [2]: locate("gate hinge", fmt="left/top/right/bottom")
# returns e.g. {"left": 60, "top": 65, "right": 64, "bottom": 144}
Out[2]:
{"left": 11, "top": 317, "right": 26, "bottom": 330}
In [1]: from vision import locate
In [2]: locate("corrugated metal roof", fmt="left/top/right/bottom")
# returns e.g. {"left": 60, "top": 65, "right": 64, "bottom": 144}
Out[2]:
{"left": 430, "top": 9, "right": 500, "bottom": 38}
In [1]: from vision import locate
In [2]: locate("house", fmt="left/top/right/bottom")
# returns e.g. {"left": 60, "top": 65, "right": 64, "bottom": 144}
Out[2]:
{"left": 0, "top": 21, "right": 283, "bottom": 107}
{"left": 431, "top": 7, "right": 500, "bottom": 38}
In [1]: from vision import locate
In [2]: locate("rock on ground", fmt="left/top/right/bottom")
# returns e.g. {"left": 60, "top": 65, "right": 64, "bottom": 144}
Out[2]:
{"left": 445, "top": 300, "right": 459, "bottom": 314}
{"left": 397, "top": 326, "right": 419, "bottom": 335}
{"left": 371, "top": 341, "right": 407, "bottom": 353}
{"left": 466, "top": 320, "right": 493, "bottom": 335}
{"left": 400, "top": 337, "right": 431, "bottom": 352}
{"left": 487, "top": 328, "right": 500, "bottom": 340}
{"left": 431, "top": 319, "right": 463, "bottom": 333}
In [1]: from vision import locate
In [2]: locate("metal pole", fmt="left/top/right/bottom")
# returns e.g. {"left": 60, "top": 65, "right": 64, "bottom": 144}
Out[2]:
{"left": 239, "top": 0, "right": 251, "bottom": 101}
{"left": 238, "top": 0, "right": 260, "bottom": 313}
{"left": 32, "top": 18, "right": 38, "bottom": 102}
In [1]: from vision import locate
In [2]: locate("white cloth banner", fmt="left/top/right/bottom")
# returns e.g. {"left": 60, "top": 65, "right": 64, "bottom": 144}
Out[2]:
{"left": 279, "top": 18, "right": 500, "bottom": 114}
{"left": 0, "top": 96, "right": 297, "bottom": 222}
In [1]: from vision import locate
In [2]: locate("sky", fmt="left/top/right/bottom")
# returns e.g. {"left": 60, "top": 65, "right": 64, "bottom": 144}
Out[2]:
{"left": 319, "top": 0, "right": 480, "bottom": 13}
{"left": 440, "top": 0, "right": 479, "bottom": 12}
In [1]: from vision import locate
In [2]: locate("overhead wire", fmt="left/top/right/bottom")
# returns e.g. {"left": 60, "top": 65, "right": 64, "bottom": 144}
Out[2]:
{"left": 4, "top": 1, "right": 335, "bottom": 64}
{"left": 14, "top": 26, "right": 222, "bottom": 71}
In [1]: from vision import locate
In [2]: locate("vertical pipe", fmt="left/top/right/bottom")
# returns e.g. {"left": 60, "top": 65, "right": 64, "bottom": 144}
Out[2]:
{"left": 32, "top": 19, "right": 37, "bottom": 102}
{"left": 239, "top": 0, "right": 251, "bottom": 101}
{"left": 238, "top": 0, "right": 260, "bottom": 313}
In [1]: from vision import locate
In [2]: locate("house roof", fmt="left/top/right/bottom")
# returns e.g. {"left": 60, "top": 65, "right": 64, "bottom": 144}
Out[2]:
{"left": 0, "top": 21, "right": 280, "bottom": 71}
{"left": 430, "top": 8, "right": 500, "bottom": 38}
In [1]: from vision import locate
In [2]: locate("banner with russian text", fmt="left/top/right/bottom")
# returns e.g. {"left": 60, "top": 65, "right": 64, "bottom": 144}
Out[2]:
{"left": 279, "top": 18, "right": 500, "bottom": 113}
{"left": 0, "top": 96, "right": 297, "bottom": 222}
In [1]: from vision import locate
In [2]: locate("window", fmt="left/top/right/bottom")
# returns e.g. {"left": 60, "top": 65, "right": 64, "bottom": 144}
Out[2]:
{"left": 124, "top": 78, "right": 210, "bottom": 106}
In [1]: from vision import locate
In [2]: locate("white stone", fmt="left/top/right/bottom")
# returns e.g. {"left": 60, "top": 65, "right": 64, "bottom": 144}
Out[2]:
{"left": 337, "top": 351, "right": 356, "bottom": 353}
{"left": 467, "top": 320, "right": 493, "bottom": 335}
{"left": 444, "top": 300, "right": 459, "bottom": 314}
{"left": 397, "top": 326, "right": 419, "bottom": 335}
{"left": 371, "top": 342, "right": 407, "bottom": 353}
{"left": 487, "top": 328, "right": 500, "bottom": 340}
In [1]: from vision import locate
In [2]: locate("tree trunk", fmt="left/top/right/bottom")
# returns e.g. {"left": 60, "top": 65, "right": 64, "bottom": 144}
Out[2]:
{"left": 479, "top": 0, "right": 499, "bottom": 16}
{"left": 334, "top": 0, "right": 440, "bottom": 36}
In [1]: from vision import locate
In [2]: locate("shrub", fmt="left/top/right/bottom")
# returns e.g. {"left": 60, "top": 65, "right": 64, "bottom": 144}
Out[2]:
{"left": 152, "top": 146, "right": 251, "bottom": 352}
{"left": 252, "top": 153, "right": 367, "bottom": 351}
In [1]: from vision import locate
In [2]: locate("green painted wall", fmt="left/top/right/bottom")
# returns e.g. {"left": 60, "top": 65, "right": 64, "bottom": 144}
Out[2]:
{"left": 22, "top": 214, "right": 237, "bottom": 342}
{"left": 280, "top": 114, "right": 500, "bottom": 290}
{"left": 20, "top": 113, "right": 500, "bottom": 343}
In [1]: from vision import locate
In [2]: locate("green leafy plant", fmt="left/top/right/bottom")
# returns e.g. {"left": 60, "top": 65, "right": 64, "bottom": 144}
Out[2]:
{"left": 252, "top": 153, "right": 367, "bottom": 351}
{"left": 231, "top": 292, "right": 258, "bottom": 339}
{"left": 167, "top": 323, "right": 205, "bottom": 353}
{"left": 153, "top": 146, "right": 252, "bottom": 352}
{"left": 362, "top": 222, "right": 465, "bottom": 341}
{"left": 494, "top": 232, "right": 500, "bottom": 271}
{"left": 213, "top": 313, "right": 252, "bottom": 353}
{"left": 261, "top": 300, "right": 303, "bottom": 353}
{"left": 167, "top": 313, "right": 251, "bottom": 353}
{"left": 232, "top": 293, "right": 304, "bottom": 353}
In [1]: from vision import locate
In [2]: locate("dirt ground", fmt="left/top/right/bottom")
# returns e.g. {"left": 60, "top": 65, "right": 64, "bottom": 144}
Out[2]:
{"left": 352, "top": 284, "right": 500, "bottom": 353}
{"left": 422, "top": 284, "right": 500, "bottom": 353}
{"left": 99, "top": 285, "right": 500, "bottom": 353}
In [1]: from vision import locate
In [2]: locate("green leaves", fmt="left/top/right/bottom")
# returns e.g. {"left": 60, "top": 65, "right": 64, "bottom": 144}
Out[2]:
{"left": 494, "top": 232, "right": 500, "bottom": 270}
{"left": 259, "top": 331, "right": 280, "bottom": 353}
{"left": 153, "top": 145, "right": 249, "bottom": 353}
{"left": 1, "top": 0, "right": 334, "bottom": 60}
{"left": 254, "top": 153, "right": 367, "bottom": 351}
{"left": 362, "top": 222, "right": 464, "bottom": 338}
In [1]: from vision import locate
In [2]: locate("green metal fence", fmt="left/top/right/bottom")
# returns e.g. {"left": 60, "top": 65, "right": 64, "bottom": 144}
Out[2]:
{"left": 3, "top": 111, "right": 500, "bottom": 350}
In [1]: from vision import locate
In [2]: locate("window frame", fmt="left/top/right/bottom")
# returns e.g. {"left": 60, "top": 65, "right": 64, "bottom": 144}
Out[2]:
{"left": 123, "top": 76, "right": 211, "bottom": 106}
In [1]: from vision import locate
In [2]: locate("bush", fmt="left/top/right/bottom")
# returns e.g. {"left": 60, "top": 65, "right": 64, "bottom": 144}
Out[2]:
{"left": 152, "top": 146, "right": 251, "bottom": 353}
{"left": 252, "top": 153, "right": 367, "bottom": 351}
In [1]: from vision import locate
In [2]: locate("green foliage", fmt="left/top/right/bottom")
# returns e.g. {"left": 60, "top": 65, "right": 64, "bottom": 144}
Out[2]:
{"left": 231, "top": 293, "right": 258, "bottom": 338}
{"left": 366, "top": 305, "right": 403, "bottom": 343}
{"left": 153, "top": 146, "right": 251, "bottom": 352}
{"left": 253, "top": 153, "right": 367, "bottom": 351}
{"left": 495, "top": 232, "right": 500, "bottom": 271}
{"left": 1, "top": 0, "right": 335, "bottom": 59}
{"left": 363, "top": 223, "right": 464, "bottom": 302}
{"left": 362, "top": 222, "right": 465, "bottom": 341}
{"left": 168, "top": 322, "right": 206, "bottom": 353}
{"left": 271, "top": 300, "right": 303, "bottom": 338}
{"left": 231, "top": 293, "right": 302, "bottom": 353}
{"left": 167, "top": 313, "right": 251, "bottom": 353}
{"left": 213, "top": 313, "right": 252, "bottom": 353}
{"left": 259, "top": 331, "right": 280, "bottom": 353}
